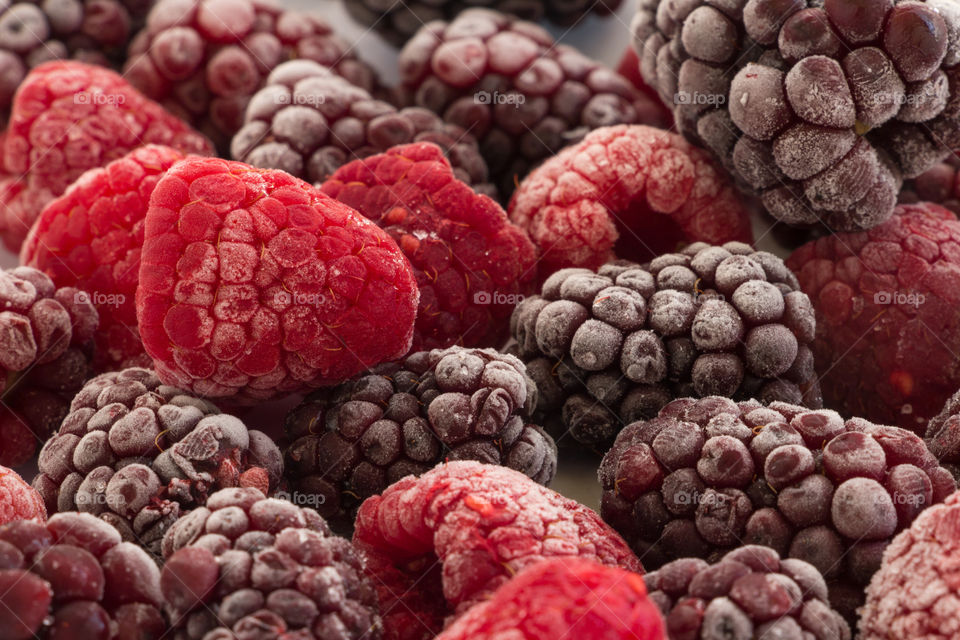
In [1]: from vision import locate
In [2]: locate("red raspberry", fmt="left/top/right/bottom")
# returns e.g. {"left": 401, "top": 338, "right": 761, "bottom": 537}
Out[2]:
{"left": 435, "top": 557, "right": 664, "bottom": 640}
{"left": 0, "top": 466, "right": 45, "bottom": 526}
{"left": 136, "top": 157, "right": 420, "bottom": 401}
{"left": 21, "top": 145, "right": 188, "bottom": 372}
{"left": 900, "top": 153, "right": 960, "bottom": 214}
{"left": 321, "top": 142, "right": 537, "bottom": 351}
{"left": 617, "top": 46, "right": 671, "bottom": 122}
{"left": 509, "top": 125, "right": 754, "bottom": 277}
{"left": 352, "top": 461, "right": 642, "bottom": 640}
{"left": 0, "top": 60, "right": 213, "bottom": 250}
{"left": 787, "top": 202, "right": 960, "bottom": 431}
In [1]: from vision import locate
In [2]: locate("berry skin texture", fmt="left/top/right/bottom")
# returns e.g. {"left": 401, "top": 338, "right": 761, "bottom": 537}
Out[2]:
{"left": 435, "top": 557, "right": 665, "bottom": 640}
{"left": 352, "top": 460, "right": 642, "bottom": 640}
{"left": 509, "top": 125, "right": 754, "bottom": 275}
{"left": 322, "top": 142, "right": 536, "bottom": 351}
{"left": 647, "top": 545, "right": 850, "bottom": 640}
{"left": 0, "top": 512, "right": 165, "bottom": 640}
{"left": 859, "top": 489, "right": 960, "bottom": 640}
{"left": 137, "top": 156, "right": 420, "bottom": 401}
{"left": 0, "top": 466, "right": 45, "bottom": 525}
{"left": 787, "top": 202, "right": 960, "bottom": 431}
{"left": 599, "top": 395, "right": 956, "bottom": 622}
{"left": 900, "top": 153, "right": 960, "bottom": 214}
{"left": 284, "top": 346, "right": 556, "bottom": 530}
{"left": 21, "top": 145, "right": 187, "bottom": 372}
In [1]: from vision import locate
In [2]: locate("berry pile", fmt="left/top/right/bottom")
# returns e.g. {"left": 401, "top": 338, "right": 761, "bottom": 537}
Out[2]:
{"left": 284, "top": 346, "right": 556, "bottom": 530}
{"left": 511, "top": 242, "right": 820, "bottom": 446}
{"left": 232, "top": 60, "right": 494, "bottom": 193}
{"left": 0, "top": 465, "right": 45, "bottom": 525}
{"left": 599, "top": 395, "right": 956, "bottom": 619}
{"left": 632, "top": 0, "right": 960, "bottom": 230}
{"left": 32, "top": 368, "right": 282, "bottom": 554}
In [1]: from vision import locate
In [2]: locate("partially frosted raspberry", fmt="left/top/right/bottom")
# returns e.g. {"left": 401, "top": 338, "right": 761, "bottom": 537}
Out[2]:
{"left": 322, "top": 142, "right": 536, "bottom": 351}
{"left": 0, "top": 466, "right": 45, "bottom": 525}
{"left": 509, "top": 125, "right": 753, "bottom": 277}
{"left": 353, "top": 461, "right": 641, "bottom": 640}
{"left": 900, "top": 153, "right": 960, "bottom": 213}
{"left": 136, "top": 156, "right": 420, "bottom": 401}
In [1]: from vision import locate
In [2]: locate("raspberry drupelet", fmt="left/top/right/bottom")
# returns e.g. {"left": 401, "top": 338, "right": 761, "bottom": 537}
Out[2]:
{"left": 0, "top": 465, "right": 45, "bottom": 525}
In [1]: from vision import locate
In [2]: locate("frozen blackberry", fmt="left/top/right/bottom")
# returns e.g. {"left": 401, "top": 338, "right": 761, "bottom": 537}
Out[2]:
{"left": 232, "top": 60, "right": 494, "bottom": 194}
{"left": 925, "top": 386, "right": 960, "bottom": 477}
{"left": 161, "top": 492, "right": 381, "bottom": 640}
{"left": 284, "top": 346, "right": 556, "bottom": 531}
{"left": 646, "top": 545, "right": 850, "bottom": 640}
{"left": 398, "top": 8, "right": 669, "bottom": 198}
{"left": 599, "top": 395, "right": 956, "bottom": 621}
{"left": 123, "top": 0, "right": 378, "bottom": 149}
{"left": 32, "top": 368, "right": 283, "bottom": 555}
{"left": 900, "top": 152, "right": 960, "bottom": 213}
{"left": 632, "top": 0, "right": 960, "bottom": 231}
{"left": 0, "top": 512, "right": 165, "bottom": 640}
{"left": 0, "top": 266, "right": 98, "bottom": 468}
{"left": 510, "top": 241, "right": 821, "bottom": 447}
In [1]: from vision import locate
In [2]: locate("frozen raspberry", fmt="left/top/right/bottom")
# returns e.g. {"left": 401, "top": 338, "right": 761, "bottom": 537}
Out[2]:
{"left": 123, "top": 0, "right": 378, "bottom": 149}
{"left": 0, "top": 466, "right": 45, "bottom": 525}
{"left": 398, "top": 8, "right": 669, "bottom": 198}
{"left": 511, "top": 242, "right": 820, "bottom": 447}
{"left": 859, "top": 489, "right": 960, "bottom": 639}
{"left": 646, "top": 545, "right": 850, "bottom": 640}
{"left": 353, "top": 460, "right": 641, "bottom": 640}
{"left": 900, "top": 152, "right": 960, "bottom": 214}
{"left": 618, "top": 46, "right": 674, "bottom": 119}
{"left": 436, "top": 557, "right": 664, "bottom": 640}
{"left": 31, "top": 368, "right": 283, "bottom": 555}
{"left": 322, "top": 142, "right": 536, "bottom": 351}
{"left": 632, "top": 0, "right": 960, "bottom": 231}
{"left": 21, "top": 145, "right": 188, "bottom": 372}
{"left": 0, "top": 512, "right": 165, "bottom": 640}
{"left": 787, "top": 201, "right": 960, "bottom": 431}
{"left": 599, "top": 395, "right": 956, "bottom": 621}
{"left": 284, "top": 346, "right": 556, "bottom": 531}
{"left": 0, "top": 60, "right": 213, "bottom": 250}
{"left": 0, "top": 266, "right": 98, "bottom": 468}
{"left": 136, "top": 156, "right": 419, "bottom": 401}
{"left": 232, "top": 60, "right": 494, "bottom": 195}
{"left": 161, "top": 494, "right": 381, "bottom": 640}
{"left": 509, "top": 125, "right": 754, "bottom": 276}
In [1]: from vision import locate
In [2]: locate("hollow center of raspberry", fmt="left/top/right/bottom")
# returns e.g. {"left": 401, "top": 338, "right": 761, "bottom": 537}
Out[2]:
{"left": 613, "top": 200, "right": 688, "bottom": 262}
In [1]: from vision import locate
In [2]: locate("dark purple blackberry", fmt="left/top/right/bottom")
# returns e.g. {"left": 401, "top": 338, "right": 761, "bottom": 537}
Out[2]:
{"left": 0, "top": 513, "right": 166, "bottom": 640}
{"left": 632, "top": 0, "right": 960, "bottom": 231}
{"left": 510, "top": 241, "right": 821, "bottom": 447}
{"left": 899, "top": 152, "right": 960, "bottom": 213}
{"left": 161, "top": 490, "right": 381, "bottom": 640}
{"left": 0, "top": 266, "right": 98, "bottom": 469}
{"left": 232, "top": 60, "right": 495, "bottom": 195}
{"left": 646, "top": 545, "right": 851, "bottom": 640}
{"left": 925, "top": 386, "right": 960, "bottom": 476}
{"left": 32, "top": 367, "right": 283, "bottom": 555}
{"left": 283, "top": 346, "right": 556, "bottom": 530}
{"left": 599, "top": 395, "right": 957, "bottom": 621}
{"left": 398, "top": 8, "right": 669, "bottom": 198}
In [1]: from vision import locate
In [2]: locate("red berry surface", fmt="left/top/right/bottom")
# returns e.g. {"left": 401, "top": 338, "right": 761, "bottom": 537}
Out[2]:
{"left": 136, "top": 156, "right": 420, "bottom": 401}
{"left": 901, "top": 153, "right": 960, "bottom": 214}
{"left": 0, "top": 466, "right": 45, "bottom": 525}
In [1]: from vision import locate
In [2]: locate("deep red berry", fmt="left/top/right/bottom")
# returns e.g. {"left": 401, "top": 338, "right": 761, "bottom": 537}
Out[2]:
{"left": 0, "top": 466, "right": 45, "bottom": 525}
{"left": 900, "top": 153, "right": 960, "bottom": 214}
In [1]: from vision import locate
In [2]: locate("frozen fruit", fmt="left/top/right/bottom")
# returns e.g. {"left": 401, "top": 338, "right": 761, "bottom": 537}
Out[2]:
{"left": 398, "top": 8, "right": 669, "bottom": 198}
{"left": 859, "top": 489, "right": 960, "bottom": 640}
{"left": 0, "top": 512, "right": 165, "bottom": 640}
{"left": 123, "top": 0, "right": 378, "bottom": 148}
{"left": 353, "top": 460, "right": 641, "bottom": 640}
{"left": 436, "top": 557, "right": 665, "bottom": 640}
{"left": 136, "top": 156, "right": 420, "bottom": 401}
{"left": 509, "top": 125, "right": 753, "bottom": 276}
{"left": 599, "top": 395, "right": 956, "bottom": 621}
{"left": 161, "top": 494, "right": 381, "bottom": 639}
{"left": 0, "top": 466, "right": 45, "bottom": 525}
{"left": 925, "top": 386, "right": 960, "bottom": 477}
{"left": 322, "top": 142, "right": 536, "bottom": 351}
{"left": 284, "top": 346, "right": 556, "bottom": 530}
{"left": 900, "top": 153, "right": 960, "bottom": 214}
{"left": 32, "top": 368, "right": 283, "bottom": 555}
{"left": 632, "top": 0, "right": 960, "bottom": 230}
{"left": 646, "top": 545, "right": 850, "bottom": 640}
{"left": 0, "top": 60, "right": 213, "bottom": 250}
{"left": 0, "top": 266, "right": 98, "bottom": 468}
{"left": 232, "top": 60, "right": 495, "bottom": 195}
{"left": 511, "top": 242, "right": 820, "bottom": 447}
{"left": 787, "top": 201, "right": 960, "bottom": 431}
{"left": 21, "top": 145, "right": 187, "bottom": 372}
